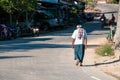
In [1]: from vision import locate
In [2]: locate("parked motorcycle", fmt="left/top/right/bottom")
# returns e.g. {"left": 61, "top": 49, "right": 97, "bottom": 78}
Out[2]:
{"left": 100, "top": 14, "right": 109, "bottom": 28}
{"left": 8, "top": 25, "right": 20, "bottom": 39}
{"left": 0, "top": 24, "right": 8, "bottom": 40}
{"left": 31, "top": 24, "right": 39, "bottom": 37}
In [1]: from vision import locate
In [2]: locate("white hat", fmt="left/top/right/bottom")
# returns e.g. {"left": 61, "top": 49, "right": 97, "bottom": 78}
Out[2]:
{"left": 77, "top": 25, "right": 82, "bottom": 28}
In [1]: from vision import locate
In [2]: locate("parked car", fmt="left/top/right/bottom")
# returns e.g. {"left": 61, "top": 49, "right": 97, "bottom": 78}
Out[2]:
{"left": 28, "top": 10, "right": 64, "bottom": 31}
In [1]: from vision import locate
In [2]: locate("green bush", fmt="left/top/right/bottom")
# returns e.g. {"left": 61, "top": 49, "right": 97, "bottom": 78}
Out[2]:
{"left": 95, "top": 43, "right": 114, "bottom": 56}
{"left": 111, "top": 0, "right": 119, "bottom": 4}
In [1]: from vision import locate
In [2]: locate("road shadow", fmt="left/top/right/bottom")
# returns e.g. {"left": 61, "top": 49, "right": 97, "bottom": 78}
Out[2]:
{"left": 88, "top": 44, "right": 101, "bottom": 48}
{"left": 0, "top": 37, "right": 53, "bottom": 45}
{"left": 88, "top": 32, "right": 108, "bottom": 35}
{"left": 39, "top": 19, "right": 109, "bottom": 37}
{"left": 0, "top": 43, "right": 71, "bottom": 53}
{"left": 0, "top": 43, "right": 101, "bottom": 53}
{"left": 82, "top": 19, "right": 109, "bottom": 34}
{"left": 83, "top": 59, "right": 120, "bottom": 67}
{"left": 0, "top": 56, "right": 33, "bottom": 60}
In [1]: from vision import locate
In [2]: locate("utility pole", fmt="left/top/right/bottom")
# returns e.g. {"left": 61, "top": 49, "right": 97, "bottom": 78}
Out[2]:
{"left": 114, "top": 1, "right": 120, "bottom": 49}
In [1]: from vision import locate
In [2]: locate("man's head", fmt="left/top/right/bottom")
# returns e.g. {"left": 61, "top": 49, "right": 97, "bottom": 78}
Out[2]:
{"left": 77, "top": 25, "right": 82, "bottom": 28}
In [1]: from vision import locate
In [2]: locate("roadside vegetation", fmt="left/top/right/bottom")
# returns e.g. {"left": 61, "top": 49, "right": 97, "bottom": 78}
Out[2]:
{"left": 111, "top": 0, "right": 119, "bottom": 4}
{"left": 95, "top": 43, "right": 114, "bottom": 56}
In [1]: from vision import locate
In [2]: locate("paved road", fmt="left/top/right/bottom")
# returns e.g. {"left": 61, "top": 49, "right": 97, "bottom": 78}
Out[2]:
{"left": 96, "top": 4, "right": 118, "bottom": 20}
{"left": 0, "top": 18, "right": 117, "bottom": 80}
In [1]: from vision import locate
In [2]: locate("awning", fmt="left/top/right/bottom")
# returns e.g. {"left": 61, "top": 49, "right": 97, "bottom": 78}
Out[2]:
{"left": 37, "top": 0, "right": 73, "bottom": 5}
{"left": 37, "top": 0, "right": 59, "bottom": 4}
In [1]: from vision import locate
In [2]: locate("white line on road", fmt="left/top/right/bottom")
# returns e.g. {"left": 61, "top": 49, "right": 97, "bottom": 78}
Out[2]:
{"left": 91, "top": 76, "right": 101, "bottom": 80}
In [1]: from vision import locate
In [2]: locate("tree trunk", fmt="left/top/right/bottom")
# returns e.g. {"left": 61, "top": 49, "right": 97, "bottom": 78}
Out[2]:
{"left": 26, "top": 11, "right": 29, "bottom": 27}
{"left": 114, "top": 1, "right": 120, "bottom": 49}
{"left": 10, "top": 14, "right": 12, "bottom": 26}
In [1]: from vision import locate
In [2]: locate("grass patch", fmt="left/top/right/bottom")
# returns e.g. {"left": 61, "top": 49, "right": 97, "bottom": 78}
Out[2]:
{"left": 95, "top": 43, "right": 114, "bottom": 56}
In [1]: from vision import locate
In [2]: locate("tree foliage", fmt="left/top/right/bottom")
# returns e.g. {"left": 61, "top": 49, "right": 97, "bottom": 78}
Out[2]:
{"left": 0, "top": 0, "right": 14, "bottom": 14}
{"left": 14, "top": 0, "right": 37, "bottom": 13}
{"left": 0, "top": 0, "right": 37, "bottom": 14}
{"left": 0, "top": 0, "right": 37, "bottom": 25}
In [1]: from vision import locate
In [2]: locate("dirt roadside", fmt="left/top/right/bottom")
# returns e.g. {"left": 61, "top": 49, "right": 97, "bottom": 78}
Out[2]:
{"left": 88, "top": 37, "right": 120, "bottom": 79}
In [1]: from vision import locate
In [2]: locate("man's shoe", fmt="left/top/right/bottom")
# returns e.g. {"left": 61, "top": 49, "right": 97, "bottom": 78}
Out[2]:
{"left": 80, "top": 62, "right": 83, "bottom": 66}
{"left": 76, "top": 60, "right": 79, "bottom": 66}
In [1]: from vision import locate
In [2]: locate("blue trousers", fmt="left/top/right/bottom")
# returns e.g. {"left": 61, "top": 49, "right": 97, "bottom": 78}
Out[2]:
{"left": 74, "top": 45, "right": 85, "bottom": 63}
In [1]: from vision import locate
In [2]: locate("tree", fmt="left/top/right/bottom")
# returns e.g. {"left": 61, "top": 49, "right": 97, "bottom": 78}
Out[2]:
{"left": 14, "top": 0, "right": 37, "bottom": 26}
{"left": 0, "top": 0, "right": 15, "bottom": 25}
{"left": 114, "top": 1, "right": 120, "bottom": 49}
{"left": 0, "top": 0, "right": 37, "bottom": 25}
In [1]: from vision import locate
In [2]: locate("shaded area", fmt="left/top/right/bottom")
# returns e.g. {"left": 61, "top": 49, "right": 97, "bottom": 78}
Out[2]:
{"left": 82, "top": 19, "right": 109, "bottom": 34}
{"left": 0, "top": 43, "right": 101, "bottom": 53}
{"left": 36, "top": 19, "right": 108, "bottom": 37}
{"left": 0, "top": 19, "right": 108, "bottom": 53}
{"left": 0, "top": 43, "right": 71, "bottom": 53}
{"left": 0, "top": 37, "right": 53, "bottom": 45}
{"left": 88, "top": 32, "right": 108, "bottom": 35}
{"left": 84, "top": 59, "right": 120, "bottom": 67}
{"left": 0, "top": 56, "right": 33, "bottom": 60}
{"left": 88, "top": 44, "right": 100, "bottom": 48}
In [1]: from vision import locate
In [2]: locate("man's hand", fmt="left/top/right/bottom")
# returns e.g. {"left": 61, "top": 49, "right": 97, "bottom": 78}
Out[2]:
{"left": 85, "top": 45, "right": 87, "bottom": 50}
{"left": 84, "top": 38, "right": 87, "bottom": 50}
{"left": 72, "top": 45, "right": 74, "bottom": 49}
{"left": 72, "top": 39, "right": 75, "bottom": 49}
